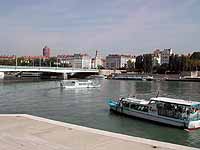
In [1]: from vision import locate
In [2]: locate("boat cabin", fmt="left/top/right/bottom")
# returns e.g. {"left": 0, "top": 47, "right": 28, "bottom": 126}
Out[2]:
{"left": 119, "top": 97, "right": 150, "bottom": 113}
{"left": 149, "top": 97, "right": 200, "bottom": 121}
{"left": 60, "top": 80, "right": 78, "bottom": 87}
{"left": 119, "top": 97, "right": 200, "bottom": 121}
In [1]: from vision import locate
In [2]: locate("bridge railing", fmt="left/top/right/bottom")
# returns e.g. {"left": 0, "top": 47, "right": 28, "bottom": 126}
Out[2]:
{"left": 0, "top": 65, "right": 98, "bottom": 71}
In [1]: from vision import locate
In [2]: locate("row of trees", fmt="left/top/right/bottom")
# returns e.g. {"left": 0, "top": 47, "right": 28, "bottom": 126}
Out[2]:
{"left": 127, "top": 52, "right": 200, "bottom": 74}
{"left": 0, "top": 57, "right": 59, "bottom": 67}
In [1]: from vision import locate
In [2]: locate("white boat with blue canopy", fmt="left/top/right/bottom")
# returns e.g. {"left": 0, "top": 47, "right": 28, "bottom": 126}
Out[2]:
{"left": 107, "top": 96, "right": 200, "bottom": 130}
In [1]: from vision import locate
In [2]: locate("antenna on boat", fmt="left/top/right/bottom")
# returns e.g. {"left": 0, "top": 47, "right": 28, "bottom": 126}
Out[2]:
{"left": 156, "top": 91, "right": 159, "bottom": 98}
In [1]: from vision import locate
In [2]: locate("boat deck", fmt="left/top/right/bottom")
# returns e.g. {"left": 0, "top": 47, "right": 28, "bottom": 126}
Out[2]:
{"left": 0, "top": 114, "right": 198, "bottom": 150}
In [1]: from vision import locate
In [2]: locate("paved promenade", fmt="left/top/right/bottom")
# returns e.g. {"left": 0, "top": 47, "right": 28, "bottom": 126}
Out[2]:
{"left": 0, "top": 114, "right": 199, "bottom": 150}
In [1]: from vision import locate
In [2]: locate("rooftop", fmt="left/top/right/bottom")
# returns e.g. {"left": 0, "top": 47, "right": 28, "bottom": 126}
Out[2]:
{"left": 107, "top": 54, "right": 135, "bottom": 58}
{"left": 125, "top": 97, "right": 149, "bottom": 105}
{"left": 150, "top": 97, "right": 200, "bottom": 106}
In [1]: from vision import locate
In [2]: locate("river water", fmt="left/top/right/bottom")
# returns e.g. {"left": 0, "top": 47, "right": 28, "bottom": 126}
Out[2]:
{"left": 0, "top": 79, "right": 200, "bottom": 148}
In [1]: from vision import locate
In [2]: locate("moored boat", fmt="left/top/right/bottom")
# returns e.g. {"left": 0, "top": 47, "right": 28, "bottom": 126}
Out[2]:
{"left": 144, "top": 76, "right": 155, "bottom": 81}
{"left": 107, "top": 96, "right": 200, "bottom": 129}
{"left": 86, "top": 75, "right": 106, "bottom": 80}
{"left": 60, "top": 80, "right": 100, "bottom": 89}
{"left": 112, "top": 76, "right": 144, "bottom": 80}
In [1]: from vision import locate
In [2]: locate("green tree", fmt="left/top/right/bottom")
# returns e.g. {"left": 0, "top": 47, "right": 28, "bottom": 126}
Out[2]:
{"left": 135, "top": 55, "right": 143, "bottom": 72}
{"left": 190, "top": 52, "right": 200, "bottom": 70}
{"left": 127, "top": 60, "right": 135, "bottom": 72}
{"left": 143, "top": 54, "right": 153, "bottom": 73}
{"left": 157, "top": 63, "right": 169, "bottom": 74}
{"left": 97, "top": 65, "right": 104, "bottom": 69}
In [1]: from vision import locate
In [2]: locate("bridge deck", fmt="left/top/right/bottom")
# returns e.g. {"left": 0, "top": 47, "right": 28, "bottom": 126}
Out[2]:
{"left": 0, "top": 65, "right": 98, "bottom": 73}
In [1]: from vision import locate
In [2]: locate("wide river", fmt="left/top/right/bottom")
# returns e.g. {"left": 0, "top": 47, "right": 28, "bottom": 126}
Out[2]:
{"left": 0, "top": 79, "right": 200, "bottom": 148}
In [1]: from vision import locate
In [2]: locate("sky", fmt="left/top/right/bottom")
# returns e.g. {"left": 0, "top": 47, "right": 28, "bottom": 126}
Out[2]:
{"left": 0, "top": 0, "right": 200, "bottom": 56}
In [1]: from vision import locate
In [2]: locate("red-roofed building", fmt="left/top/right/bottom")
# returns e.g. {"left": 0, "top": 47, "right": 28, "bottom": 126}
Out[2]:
{"left": 43, "top": 46, "right": 51, "bottom": 58}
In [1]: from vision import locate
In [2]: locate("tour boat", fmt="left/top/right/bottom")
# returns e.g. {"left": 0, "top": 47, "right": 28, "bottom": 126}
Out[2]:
{"left": 107, "top": 96, "right": 200, "bottom": 130}
{"left": 60, "top": 80, "right": 100, "bottom": 89}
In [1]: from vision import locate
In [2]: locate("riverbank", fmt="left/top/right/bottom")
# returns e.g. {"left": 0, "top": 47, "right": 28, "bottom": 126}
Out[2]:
{"left": 109, "top": 73, "right": 200, "bottom": 82}
{"left": 0, "top": 114, "right": 199, "bottom": 150}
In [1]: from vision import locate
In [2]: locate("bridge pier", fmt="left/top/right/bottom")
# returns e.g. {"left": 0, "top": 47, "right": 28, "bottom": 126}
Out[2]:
{"left": 40, "top": 72, "right": 63, "bottom": 80}
{"left": 0, "top": 72, "right": 4, "bottom": 79}
{"left": 62, "top": 73, "right": 68, "bottom": 80}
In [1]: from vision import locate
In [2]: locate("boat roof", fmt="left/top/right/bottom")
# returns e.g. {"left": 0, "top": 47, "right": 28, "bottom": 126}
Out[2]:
{"left": 150, "top": 97, "right": 200, "bottom": 106}
{"left": 62, "top": 80, "right": 78, "bottom": 82}
{"left": 62, "top": 80, "right": 92, "bottom": 82}
{"left": 124, "top": 97, "right": 149, "bottom": 105}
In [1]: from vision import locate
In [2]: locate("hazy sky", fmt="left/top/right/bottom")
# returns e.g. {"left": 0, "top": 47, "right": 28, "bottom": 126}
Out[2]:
{"left": 0, "top": 0, "right": 200, "bottom": 56}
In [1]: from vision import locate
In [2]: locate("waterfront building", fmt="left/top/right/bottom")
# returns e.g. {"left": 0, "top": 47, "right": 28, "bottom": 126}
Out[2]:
{"left": 106, "top": 54, "right": 135, "bottom": 69}
{"left": 161, "top": 48, "right": 173, "bottom": 65}
{"left": 57, "top": 55, "right": 74, "bottom": 67}
{"left": 22, "top": 56, "right": 48, "bottom": 59}
{"left": 91, "top": 50, "right": 104, "bottom": 69}
{"left": 130, "top": 56, "right": 136, "bottom": 65}
{"left": 72, "top": 53, "right": 91, "bottom": 69}
{"left": 0, "top": 55, "right": 16, "bottom": 65}
{"left": 102, "top": 59, "right": 106, "bottom": 68}
{"left": 0, "top": 55, "right": 16, "bottom": 60}
{"left": 43, "top": 46, "right": 51, "bottom": 58}
{"left": 57, "top": 53, "right": 92, "bottom": 69}
{"left": 19, "top": 56, "right": 49, "bottom": 66}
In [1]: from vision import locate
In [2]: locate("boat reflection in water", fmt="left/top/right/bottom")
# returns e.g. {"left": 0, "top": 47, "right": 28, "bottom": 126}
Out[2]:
{"left": 60, "top": 80, "right": 100, "bottom": 89}
{"left": 107, "top": 96, "right": 200, "bottom": 130}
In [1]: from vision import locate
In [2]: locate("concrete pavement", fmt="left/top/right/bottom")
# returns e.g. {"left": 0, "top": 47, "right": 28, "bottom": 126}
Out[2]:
{"left": 0, "top": 114, "right": 199, "bottom": 150}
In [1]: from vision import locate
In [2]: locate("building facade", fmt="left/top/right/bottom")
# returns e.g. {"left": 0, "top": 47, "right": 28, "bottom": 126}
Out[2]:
{"left": 106, "top": 54, "right": 134, "bottom": 69}
{"left": 57, "top": 53, "right": 92, "bottom": 69}
{"left": 72, "top": 54, "right": 91, "bottom": 69}
{"left": 91, "top": 50, "right": 104, "bottom": 69}
{"left": 161, "top": 48, "right": 173, "bottom": 65}
{"left": 43, "top": 46, "right": 51, "bottom": 58}
{"left": 57, "top": 55, "right": 74, "bottom": 67}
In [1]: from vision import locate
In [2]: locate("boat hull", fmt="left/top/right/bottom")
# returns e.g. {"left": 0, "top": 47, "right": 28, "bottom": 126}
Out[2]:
{"left": 60, "top": 80, "right": 100, "bottom": 89}
{"left": 187, "top": 120, "right": 200, "bottom": 130}
{"left": 62, "top": 85, "right": 100, "bottom": 89}
{"left": 108, "top": 99, "right": 200, "bottom": 129}
{"left": 110, "top": 107, "right": 186, "bottom": 128}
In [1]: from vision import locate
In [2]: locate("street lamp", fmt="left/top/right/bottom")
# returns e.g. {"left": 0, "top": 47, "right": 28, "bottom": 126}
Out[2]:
{"left": 15, "top": 55, "right": 17, "bottom": 69}
{"left": 39, "top": 56, "right": 41, "bottom": 68}
{"left": 57, "top": 57, "right": 58, "bottom": 69}
{"left": 33, "top": 59, "right": 34, "bottom": 67}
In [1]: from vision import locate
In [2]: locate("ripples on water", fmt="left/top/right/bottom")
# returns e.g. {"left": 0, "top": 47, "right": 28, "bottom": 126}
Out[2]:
{"left": 0, "top": 80, "right": 200, "bottom": 148}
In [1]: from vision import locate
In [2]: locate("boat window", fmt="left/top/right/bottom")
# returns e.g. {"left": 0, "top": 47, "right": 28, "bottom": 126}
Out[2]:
{"left": 143, "top": 106, "right": 149, "bottom": 112}
{"left": 150, "top": 101, "right": 156, "bottom": 104}
{"left": 156, "top": 102, "right": 189, "bottom": 120}
{"left": 63, "top": 81, "right": 76, "bottom": 86}
{"left": 130, "top": 104, "right": 148, "bottom": 112}
{"left": 122, "top": 101, "right": 129, "bottom": 108}
{"left": 130, "top": 104, "right": 136, "bottom": 109}
{"left": 79, "top": 83, "right": 87, "bottom": 85}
